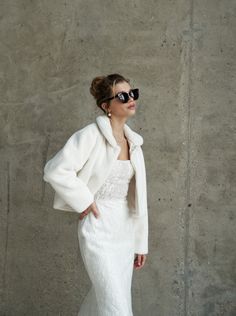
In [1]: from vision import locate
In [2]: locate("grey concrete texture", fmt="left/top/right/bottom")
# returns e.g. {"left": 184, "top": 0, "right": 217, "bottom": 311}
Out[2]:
{"left": 0, "top": 0, "right": 236, "bottom": 315}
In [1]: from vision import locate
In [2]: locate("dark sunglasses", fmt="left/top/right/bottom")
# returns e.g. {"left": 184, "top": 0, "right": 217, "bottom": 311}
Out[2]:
{"left": 103, "top": 88, "right": 139, "bottom": 104}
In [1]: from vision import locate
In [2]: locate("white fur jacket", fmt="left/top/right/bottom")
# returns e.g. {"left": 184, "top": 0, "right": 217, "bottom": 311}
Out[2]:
{"left": 43, "top": 114, "right": 148, "bottom": 254}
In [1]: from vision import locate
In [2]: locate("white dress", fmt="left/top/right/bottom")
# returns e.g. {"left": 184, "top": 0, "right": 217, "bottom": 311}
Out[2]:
{"left": 77, "top": 159, "right": 135, "bottom": 316}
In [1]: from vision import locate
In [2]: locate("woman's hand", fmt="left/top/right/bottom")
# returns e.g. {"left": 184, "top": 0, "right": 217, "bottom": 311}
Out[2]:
{"left": 134, "top": 254, "right": 147, "bottom": 270}
{"left": 79, "top": 201, "right": 100, "bottom": 220}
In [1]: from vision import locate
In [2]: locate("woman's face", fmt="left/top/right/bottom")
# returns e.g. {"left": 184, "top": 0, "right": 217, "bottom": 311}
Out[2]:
{"left": 104, "top": 81, "right": 137, "bottom": 119}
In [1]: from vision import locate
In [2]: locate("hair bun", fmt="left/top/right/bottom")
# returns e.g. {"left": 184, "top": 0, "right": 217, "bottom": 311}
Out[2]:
{"left": 90, "top": 76, "right": 106, "bottom": 99}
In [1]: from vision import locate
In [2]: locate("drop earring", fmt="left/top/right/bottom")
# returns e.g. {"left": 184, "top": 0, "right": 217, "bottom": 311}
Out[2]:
{"left": 107, "top": 111, "right": 112, "bottom": 118}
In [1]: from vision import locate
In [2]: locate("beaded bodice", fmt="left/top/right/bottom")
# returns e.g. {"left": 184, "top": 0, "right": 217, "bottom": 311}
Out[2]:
{"left": 94, "top": 160, "right": 135, "bottom": 201}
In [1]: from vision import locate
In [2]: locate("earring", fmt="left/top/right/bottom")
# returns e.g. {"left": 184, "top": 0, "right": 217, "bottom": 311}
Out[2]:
{"left": 107, "top": 111, "right": 112, "bottom": 118}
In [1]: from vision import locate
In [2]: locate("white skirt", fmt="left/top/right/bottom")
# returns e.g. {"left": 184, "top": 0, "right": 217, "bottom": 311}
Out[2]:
{"left": 77, "top": 198, "right": 135, "bottom": 316}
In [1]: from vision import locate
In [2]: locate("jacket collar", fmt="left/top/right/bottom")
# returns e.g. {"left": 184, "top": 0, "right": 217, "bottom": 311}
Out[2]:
{"left": 95, "top": 114, "right": 143, "bottom": 148}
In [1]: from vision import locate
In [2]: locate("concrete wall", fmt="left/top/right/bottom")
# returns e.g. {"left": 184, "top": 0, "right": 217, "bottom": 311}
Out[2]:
{"left": 0, "top": 0, "right": 235, "bottom": 315}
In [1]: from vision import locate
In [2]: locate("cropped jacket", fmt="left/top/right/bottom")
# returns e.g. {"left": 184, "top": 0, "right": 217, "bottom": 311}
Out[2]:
{"left": 43, "top": 114, "right": 149, "bottom": 254}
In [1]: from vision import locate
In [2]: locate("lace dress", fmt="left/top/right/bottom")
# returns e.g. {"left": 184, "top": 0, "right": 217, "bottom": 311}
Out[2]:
{"left": 77, "top": 159, "right": 135, "bottom": 316}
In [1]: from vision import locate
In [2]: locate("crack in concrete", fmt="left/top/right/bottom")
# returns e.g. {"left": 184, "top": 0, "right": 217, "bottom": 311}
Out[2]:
{"left": 41, "top": 134, "right": 50, "bottom": 203}
{"left": 183, "top": 0, "right": 194, "bottom": 315}
{"left": 2, "top": 161, "right": 10, "bottom": 314}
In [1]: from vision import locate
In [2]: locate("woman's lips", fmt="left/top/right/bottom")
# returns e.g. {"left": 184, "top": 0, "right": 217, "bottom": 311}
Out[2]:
{"left": 128, "top": 104, "right": 136, "bottom": 109}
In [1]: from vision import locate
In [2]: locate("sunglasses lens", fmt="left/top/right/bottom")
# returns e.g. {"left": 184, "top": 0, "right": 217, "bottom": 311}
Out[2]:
{"left": 117, "top": 92, "right": 129, "bottom": 103}
{"left": 132, "top": 89, "right": 139, "bottom": 100}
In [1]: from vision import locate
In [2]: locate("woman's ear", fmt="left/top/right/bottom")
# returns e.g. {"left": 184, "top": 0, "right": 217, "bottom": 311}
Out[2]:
{"left": 101, "top": 102, "right": 109, "bottom": 112}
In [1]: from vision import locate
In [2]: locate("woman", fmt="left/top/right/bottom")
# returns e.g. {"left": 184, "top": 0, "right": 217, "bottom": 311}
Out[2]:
{"left": 43, "top": 74, "right": 149, "bottom": 316}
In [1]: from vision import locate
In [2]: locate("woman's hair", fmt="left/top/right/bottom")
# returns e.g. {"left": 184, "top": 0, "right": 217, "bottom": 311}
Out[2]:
{"left": 90, "top": 73, "right": 130, "bottom": 113}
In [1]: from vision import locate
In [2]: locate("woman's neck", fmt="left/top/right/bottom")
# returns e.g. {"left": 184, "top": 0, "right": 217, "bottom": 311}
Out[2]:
{"left": 110, "top": 116, "right": 127, "bottom": 138}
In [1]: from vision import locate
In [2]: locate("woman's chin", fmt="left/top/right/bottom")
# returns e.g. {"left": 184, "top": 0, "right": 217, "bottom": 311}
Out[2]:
{"left": 128, "top": 110, "right": 136, "bottom": 117}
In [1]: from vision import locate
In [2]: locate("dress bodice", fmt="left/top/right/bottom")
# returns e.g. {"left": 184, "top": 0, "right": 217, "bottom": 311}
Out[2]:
{"left": 94, "top": 160, "right": 135, "bottom": 201}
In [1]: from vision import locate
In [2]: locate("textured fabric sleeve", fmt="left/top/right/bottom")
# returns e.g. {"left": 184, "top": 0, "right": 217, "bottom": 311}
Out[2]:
{"left": 43, "top": 125, "right": 96, "bottom": 213}
{"left": 133, "top": 214, "right": 149, "bottom": 254}
{"left": 133, "top": 146, "right": 149, "bottom": 254}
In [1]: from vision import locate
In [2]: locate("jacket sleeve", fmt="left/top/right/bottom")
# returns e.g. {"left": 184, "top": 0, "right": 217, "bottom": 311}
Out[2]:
{"left": 133, "top": 147, "right": 149, "bottom": 255}
{"left": 43, "top": 125, "right": 96, "bottom": 213}
{"left": 133, "top": 214, "right": 148, "bottom": 254}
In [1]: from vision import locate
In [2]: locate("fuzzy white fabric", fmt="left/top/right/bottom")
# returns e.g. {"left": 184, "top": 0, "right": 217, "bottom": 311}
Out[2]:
{"left": 43, "top": 114, "right": 148, "bottom": 254}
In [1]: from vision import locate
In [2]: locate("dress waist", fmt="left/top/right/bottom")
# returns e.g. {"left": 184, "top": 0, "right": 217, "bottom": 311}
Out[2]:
{"left": 95, "top": 196, "right": 129, "bottom": 206}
